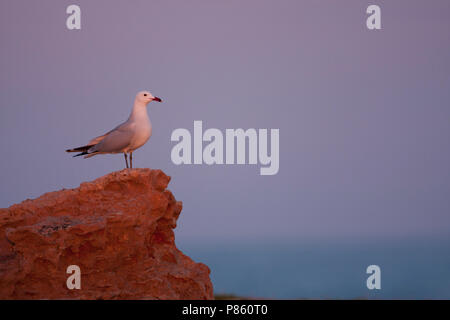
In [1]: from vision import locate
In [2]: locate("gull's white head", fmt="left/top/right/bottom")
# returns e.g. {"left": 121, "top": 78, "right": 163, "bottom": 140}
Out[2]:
{"left": 135, "top": 91, "right": 162, "bottom": 105}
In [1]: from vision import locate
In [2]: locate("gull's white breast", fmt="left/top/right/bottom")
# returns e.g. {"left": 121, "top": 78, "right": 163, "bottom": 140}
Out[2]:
{"left": 128, "top": 118, "right": 152, "bottom": 152}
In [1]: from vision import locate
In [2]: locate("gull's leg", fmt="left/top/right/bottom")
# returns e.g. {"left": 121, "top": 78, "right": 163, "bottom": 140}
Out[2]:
{"left": 124, "top": 153, "right": 129, "bottom": 169}
{"left": 130, "top": 152, "right": 133, "bottom": 169}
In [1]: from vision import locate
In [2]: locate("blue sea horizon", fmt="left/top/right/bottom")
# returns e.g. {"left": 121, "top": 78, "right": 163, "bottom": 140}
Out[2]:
{"left": 177, "top": 237, "right": 450, "bottom": 299}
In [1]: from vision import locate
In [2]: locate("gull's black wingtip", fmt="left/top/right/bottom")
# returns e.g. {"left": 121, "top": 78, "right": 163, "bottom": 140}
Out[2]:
{"left": 73, "top": 151, "right": 88, "bottom": 157}
{"left": 66, "top": 144, "right": 95, "bottom": 153}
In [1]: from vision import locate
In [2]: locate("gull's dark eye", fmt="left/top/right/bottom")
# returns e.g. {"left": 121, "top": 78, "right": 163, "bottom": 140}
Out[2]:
{"left": 144, "top": 94, "right": 147, "bottom": 96}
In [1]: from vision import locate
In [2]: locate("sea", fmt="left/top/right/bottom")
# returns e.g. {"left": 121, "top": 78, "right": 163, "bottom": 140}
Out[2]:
{"left": 177, "top": 237, "right": 450, "bottom": 299}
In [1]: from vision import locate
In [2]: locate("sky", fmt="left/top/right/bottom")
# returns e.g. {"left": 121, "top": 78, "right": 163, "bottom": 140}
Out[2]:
{"left": 1, "top": 0, "right": 449, "bottom": 245}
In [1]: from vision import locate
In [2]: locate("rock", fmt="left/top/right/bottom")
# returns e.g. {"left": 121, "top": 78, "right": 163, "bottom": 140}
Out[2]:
{"left": 0, "top": 169, "right": 213, "bottom": 299}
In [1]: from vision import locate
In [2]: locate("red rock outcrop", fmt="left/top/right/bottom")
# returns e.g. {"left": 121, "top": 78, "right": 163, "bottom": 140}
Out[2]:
{"left": 0, "top": 169, "right": 213, "bottom": 299}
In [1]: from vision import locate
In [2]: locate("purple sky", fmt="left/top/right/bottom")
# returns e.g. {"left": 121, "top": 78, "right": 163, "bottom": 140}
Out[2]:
{"left": 1, "top": 0, "right": 449, "bottom": 244}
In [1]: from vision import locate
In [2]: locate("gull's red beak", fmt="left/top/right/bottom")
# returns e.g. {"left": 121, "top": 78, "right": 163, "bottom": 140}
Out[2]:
{"left": 153, "top": 97, "right": 162, "bottom": 102}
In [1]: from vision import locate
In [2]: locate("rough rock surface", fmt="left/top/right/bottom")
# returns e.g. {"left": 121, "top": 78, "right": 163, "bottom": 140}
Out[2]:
{"left": 0, "top": 169, "right": 213, "bottom": 299}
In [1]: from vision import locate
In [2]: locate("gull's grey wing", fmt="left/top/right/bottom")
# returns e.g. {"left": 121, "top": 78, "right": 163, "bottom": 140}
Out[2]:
{"left": 90, "top": 122, "right": 135, "bottom": 153}
{"left": 88, "top": 133, "right": 108, "bottom": 146}
{"left": 88, "top": 121, "right": 128, "bottom": 146}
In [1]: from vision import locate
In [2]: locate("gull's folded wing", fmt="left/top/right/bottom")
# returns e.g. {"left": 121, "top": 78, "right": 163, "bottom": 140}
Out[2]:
{"left": 90, "top": 123, "right": 135, "bottom": 154}
{"left": 87, "top": 122, "right": 125, "bottom": 145}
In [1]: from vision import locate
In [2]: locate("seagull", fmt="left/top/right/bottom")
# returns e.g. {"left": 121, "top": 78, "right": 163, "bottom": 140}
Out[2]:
{"left": 66, "top": 91, "right": 162, "bottom": 168}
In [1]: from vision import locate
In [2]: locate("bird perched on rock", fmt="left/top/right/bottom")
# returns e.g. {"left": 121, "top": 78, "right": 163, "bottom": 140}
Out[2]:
{"left": 66, "top": 91, "right": 162, "bottom": 168}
